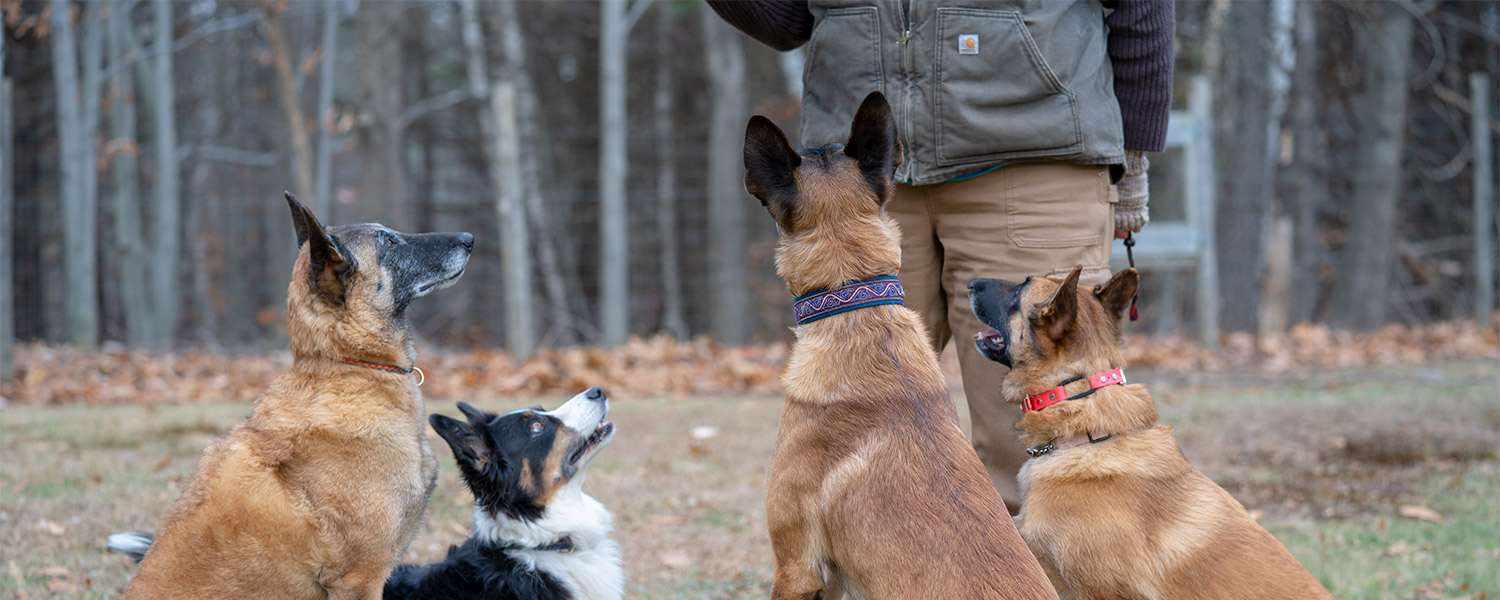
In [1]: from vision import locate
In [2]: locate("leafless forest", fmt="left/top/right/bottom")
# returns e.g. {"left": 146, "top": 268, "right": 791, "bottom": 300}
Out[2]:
{"left": 1, "top": 0, "right": 1497, "bottom": 362}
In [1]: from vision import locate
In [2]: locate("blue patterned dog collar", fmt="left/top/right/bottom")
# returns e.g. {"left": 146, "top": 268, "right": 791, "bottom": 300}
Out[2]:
{"left": 792, "top": 276, "right": 905, "bottom": 325}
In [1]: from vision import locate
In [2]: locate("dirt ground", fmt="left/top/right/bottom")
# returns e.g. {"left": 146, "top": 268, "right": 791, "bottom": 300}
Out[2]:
{"left": 1, "top": 357, "right": 1496, "bottom": 599}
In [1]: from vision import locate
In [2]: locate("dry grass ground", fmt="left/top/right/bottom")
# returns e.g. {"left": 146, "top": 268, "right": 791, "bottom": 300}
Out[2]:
{"left": 1, "top": 358, "right": 1496, "bottom": 599}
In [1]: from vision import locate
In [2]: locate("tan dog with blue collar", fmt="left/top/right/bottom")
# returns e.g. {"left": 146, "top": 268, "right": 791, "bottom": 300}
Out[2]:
{"left": 744, "top": 92, "right": 1056, "bottom": 600}
{"left": 968, "top": 266, "right": 1332, "bottom": 600}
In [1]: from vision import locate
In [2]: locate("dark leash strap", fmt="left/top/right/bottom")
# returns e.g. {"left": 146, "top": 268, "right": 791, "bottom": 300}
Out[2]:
{"left": 1124, "top": 231, "right": 1139, "bottom": 322}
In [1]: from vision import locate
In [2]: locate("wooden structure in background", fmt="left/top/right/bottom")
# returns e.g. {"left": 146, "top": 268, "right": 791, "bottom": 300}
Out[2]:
{"left": 1111, "top": 76, "right": 1219, "bottom": 346}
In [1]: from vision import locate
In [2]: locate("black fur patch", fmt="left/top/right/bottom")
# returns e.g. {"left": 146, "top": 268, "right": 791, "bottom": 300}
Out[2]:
{"left": 743, "top": 115, "right": 803, "bottom": 231}
{"left": 431, "top": 404, "right": 570, "bottom": 523}
{"left": 843, "top": 92, "right": 903, "bottom": 206}
{"left": 383, "top": 538, "right": 570, "bottom": 600}
{"left": 969, "top": 277, "right": 1026, "bottom": 368}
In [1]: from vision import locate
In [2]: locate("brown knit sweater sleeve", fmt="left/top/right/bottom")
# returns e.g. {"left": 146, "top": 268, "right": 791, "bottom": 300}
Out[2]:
{"left": 705, "top": 0, "right": 814, "bottom": 52}
{"left": 1105, "top": 0, "right": 1175, "bottom": 153}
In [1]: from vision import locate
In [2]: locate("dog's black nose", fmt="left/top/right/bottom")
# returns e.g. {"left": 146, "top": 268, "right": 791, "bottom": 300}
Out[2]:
{"left": 968, "top": 278, "right": 981, "bottom": 290}
{"left": 457, "top": 232, "right": 474, "bottom": 252}
{"left": 585, "top": 386, "right": 604, "bottom": 400}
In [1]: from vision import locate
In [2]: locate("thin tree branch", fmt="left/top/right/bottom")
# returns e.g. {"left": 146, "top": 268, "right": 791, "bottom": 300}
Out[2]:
{"left": 397, "top": 87, "right": 473, "bottom": 131}
{"left": 623, "top": 0, "right": 652, "bottom": 35}
{"left": 1431, "top": 83, "right": 1500, "bottom": 134}
{"left": 186, "top": 144, "right": 281, "bottom": 166}
{"left": 101, "top": 6, "right": 310, "bottom": 82}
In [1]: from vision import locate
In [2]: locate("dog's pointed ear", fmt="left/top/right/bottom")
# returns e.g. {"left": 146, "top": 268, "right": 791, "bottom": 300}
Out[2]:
{"left": 1093, "top": 268, "right": 1139, "bottom": 322}
{"left": 844, "top": 92, "right": 903, "bottom": 205}
{"left": 431, "top": 413, "right": 493, "bottom": 468}
{"left": 286, "top": 192, "right": 312, "bottom": 247}
{"left": 456, "top": 401, "right": 489, "bottom": 425}
{"left": 287, "top": 192, "right": 347, "bottom": 302}
{"left": 1038, "top": 266, "right": 1083, "bottom": 341}
{"left": 744, "top": 115, "right": 802, "bottom": 230}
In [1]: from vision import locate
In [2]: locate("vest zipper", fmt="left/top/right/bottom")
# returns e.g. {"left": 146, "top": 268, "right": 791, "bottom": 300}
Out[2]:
{"left": 898, "top": 0, "right": 912, "bottom": 43}
{"left": 897, "top": 1, "right": 914, "bottom": 182}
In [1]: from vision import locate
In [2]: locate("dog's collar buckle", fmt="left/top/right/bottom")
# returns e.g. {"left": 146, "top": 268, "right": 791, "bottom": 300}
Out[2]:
{"left": 1023, "top": 368, "right": 1126, "bottom": 412}
{"left": 792, "top": 276, "right": 905, "bottom": 325}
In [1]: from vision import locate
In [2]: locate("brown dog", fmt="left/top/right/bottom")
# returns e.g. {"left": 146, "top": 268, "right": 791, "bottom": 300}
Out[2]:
{"left": 125, "top": 193, "right": 473, "bottom": 599}
{"left": 968, "top": 266, "right": 1333, "bottom": 600}
{"left": 743, "top": 92, "right": 1057, "bottom": 600}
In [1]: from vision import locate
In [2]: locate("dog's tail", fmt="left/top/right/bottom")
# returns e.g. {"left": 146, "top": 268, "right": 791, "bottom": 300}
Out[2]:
{"left": 107, "top": 531, "right": 154, "bottom": 563}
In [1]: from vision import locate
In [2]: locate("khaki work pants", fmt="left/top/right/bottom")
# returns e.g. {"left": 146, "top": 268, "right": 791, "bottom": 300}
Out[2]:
{"left": 886, "top": 161, "right": 1117, "bottom": 512}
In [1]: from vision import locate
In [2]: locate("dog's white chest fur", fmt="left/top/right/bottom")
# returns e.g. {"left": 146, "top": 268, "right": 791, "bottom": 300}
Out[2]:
{"left": 473, "top": 482, "right": 624, "bottom": 600}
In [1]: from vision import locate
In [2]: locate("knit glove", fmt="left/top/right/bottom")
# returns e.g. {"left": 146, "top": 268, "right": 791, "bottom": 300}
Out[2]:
{"left": 1115, "top": 151, "right": 1150, "bottom": 232}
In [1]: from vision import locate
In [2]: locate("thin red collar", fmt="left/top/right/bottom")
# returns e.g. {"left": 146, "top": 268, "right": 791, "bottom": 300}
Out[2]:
{"left": 1022, "top": 368, "right": 1126, "bottom": 412}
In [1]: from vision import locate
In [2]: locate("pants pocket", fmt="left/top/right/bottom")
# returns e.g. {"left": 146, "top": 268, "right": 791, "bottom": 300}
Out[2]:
{"left": 1005, "top": 163, "right": 1111, "bottom": 249}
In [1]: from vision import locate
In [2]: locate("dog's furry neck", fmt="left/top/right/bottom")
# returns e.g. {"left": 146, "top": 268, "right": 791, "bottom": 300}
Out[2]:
{"left": 472, "top": 477, "right": 624, "bottom": 600}
{"left": 775, "top": 212, "right": 902, "bottom": 297}
{"left": 285, "top": 278, "right": 416, "bottom": 370}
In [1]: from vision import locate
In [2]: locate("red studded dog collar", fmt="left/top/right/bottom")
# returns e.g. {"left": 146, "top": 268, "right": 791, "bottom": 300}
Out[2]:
{"left": 1022, "top": 368, "right": 1126, "bottom": 412}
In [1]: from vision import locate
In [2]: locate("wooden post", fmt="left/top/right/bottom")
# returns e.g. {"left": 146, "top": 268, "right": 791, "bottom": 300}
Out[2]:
{"left": 1472, "top": 73, "right": 1494, "bottom": 328}
{"left": 1191, "top": 76, "right": 1220, "bottom": 347}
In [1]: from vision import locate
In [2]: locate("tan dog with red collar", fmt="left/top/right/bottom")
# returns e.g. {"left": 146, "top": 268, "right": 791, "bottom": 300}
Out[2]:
{"left": 968, "top": 266, "right": 1332, "bottom": 600}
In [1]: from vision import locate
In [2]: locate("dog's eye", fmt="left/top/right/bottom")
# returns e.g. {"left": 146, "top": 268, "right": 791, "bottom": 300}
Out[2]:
{"left": 385, "top": 236, "right": 396, "bottom": 249}
{"left": 530, "top": 421, "right": 544, "bottom": 433}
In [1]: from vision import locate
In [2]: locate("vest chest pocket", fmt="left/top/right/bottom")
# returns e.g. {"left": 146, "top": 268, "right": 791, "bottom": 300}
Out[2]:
{"left": 934, "top": 8, "right": 1082, "bottom": 167}
{"left": 801, "top": 7, "right": 884, "bottom": 148}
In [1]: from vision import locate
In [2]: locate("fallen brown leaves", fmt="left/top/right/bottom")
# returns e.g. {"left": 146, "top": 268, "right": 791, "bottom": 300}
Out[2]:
{"left": 1, "top": 320, "right": 1494, "bottom": 406}
{"left": 1398, "top": 504, "right": 1445, "bottom": 524}
{"left": 0, "top": 336, "right": 787, "bottom": 405}
{"left": 1127, "top": 320, "right": 1498, "bottom": 374}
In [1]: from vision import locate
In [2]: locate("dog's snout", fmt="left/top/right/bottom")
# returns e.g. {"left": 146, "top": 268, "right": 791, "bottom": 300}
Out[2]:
{"left": 968, "top": 278, "right": 982, "bottom": 291}
{"left": 585, "top": 386, "right": 605, "bottom": 401}
{"left": 457, "top": 232, "right": 474, "bottom": 252}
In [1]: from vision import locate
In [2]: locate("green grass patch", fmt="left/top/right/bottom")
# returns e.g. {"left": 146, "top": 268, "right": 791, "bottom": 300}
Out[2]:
{"left": 1270, "top": 461, "right": 1500, "bottom": 599}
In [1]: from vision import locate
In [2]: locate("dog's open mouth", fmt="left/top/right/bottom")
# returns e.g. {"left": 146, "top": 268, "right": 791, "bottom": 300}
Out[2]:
{"left": 974, "top": 329, "right": 1005, "bottom": 353}
{"left": 568, "top": 420, "right": 614, "bottom": 465}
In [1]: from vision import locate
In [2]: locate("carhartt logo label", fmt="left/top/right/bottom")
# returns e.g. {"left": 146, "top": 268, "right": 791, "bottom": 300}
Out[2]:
{"left": 959, "top": 34, "right": 979, "bottom": 54}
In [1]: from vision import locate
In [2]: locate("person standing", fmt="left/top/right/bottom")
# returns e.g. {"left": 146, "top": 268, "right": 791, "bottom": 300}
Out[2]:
{"left": 708, "top": 0, "right": 1174, "bottom": 513}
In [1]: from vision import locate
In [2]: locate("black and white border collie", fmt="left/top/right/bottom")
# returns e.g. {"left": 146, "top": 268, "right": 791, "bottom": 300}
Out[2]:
{"left": 387, "top": 387, "right": 622, "bottom": 599}
{"left": 111, "top": 387, "right": 622, "bottom": 600}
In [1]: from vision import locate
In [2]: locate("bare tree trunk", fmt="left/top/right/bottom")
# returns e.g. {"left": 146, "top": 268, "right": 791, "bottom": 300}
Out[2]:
{"left": 1330, "top": 2, "right": 1412, "bottom": 330}
{"left": 1256, "top": 0, "right": 1295, "bottom": 335}
{"left": 655, "top": 8, "right": 687, "bottom": 339}
{"left": 313, "top": 0, "right": 339, "bottom": 218}
{"left": 461, "top": 0, "right": 536, "bottom": 359}
{"left": 353, "top": 0, "right": 405, "bottom": 228}
{"left": 1210, "top": 0, "right": 1270, "bottom": 332}
{"left": 109, "top": 0, "right": 153, "bottom": 346}
{"left": 1, "top": 37, "right": 13, "bottom": 381}
{"left": 51, "top": 0, "right": 100, "bottom": 348}
{"left": 701, "top": 8, "right": 751, "bottom": 344}
{"left": 150, "top": 0, "right": 180, "bottom": 348}
{"left": 598, "top": 0, "right": 630, "bottom": 345}
{"left": 263, "top": 2, "right": 314, "bottom": 202}
{"left": 1282, "top": 0, "right": 1332, "bottom": 325}
{"left": 488, "top": 3, "right": 578, "bottom": 347}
